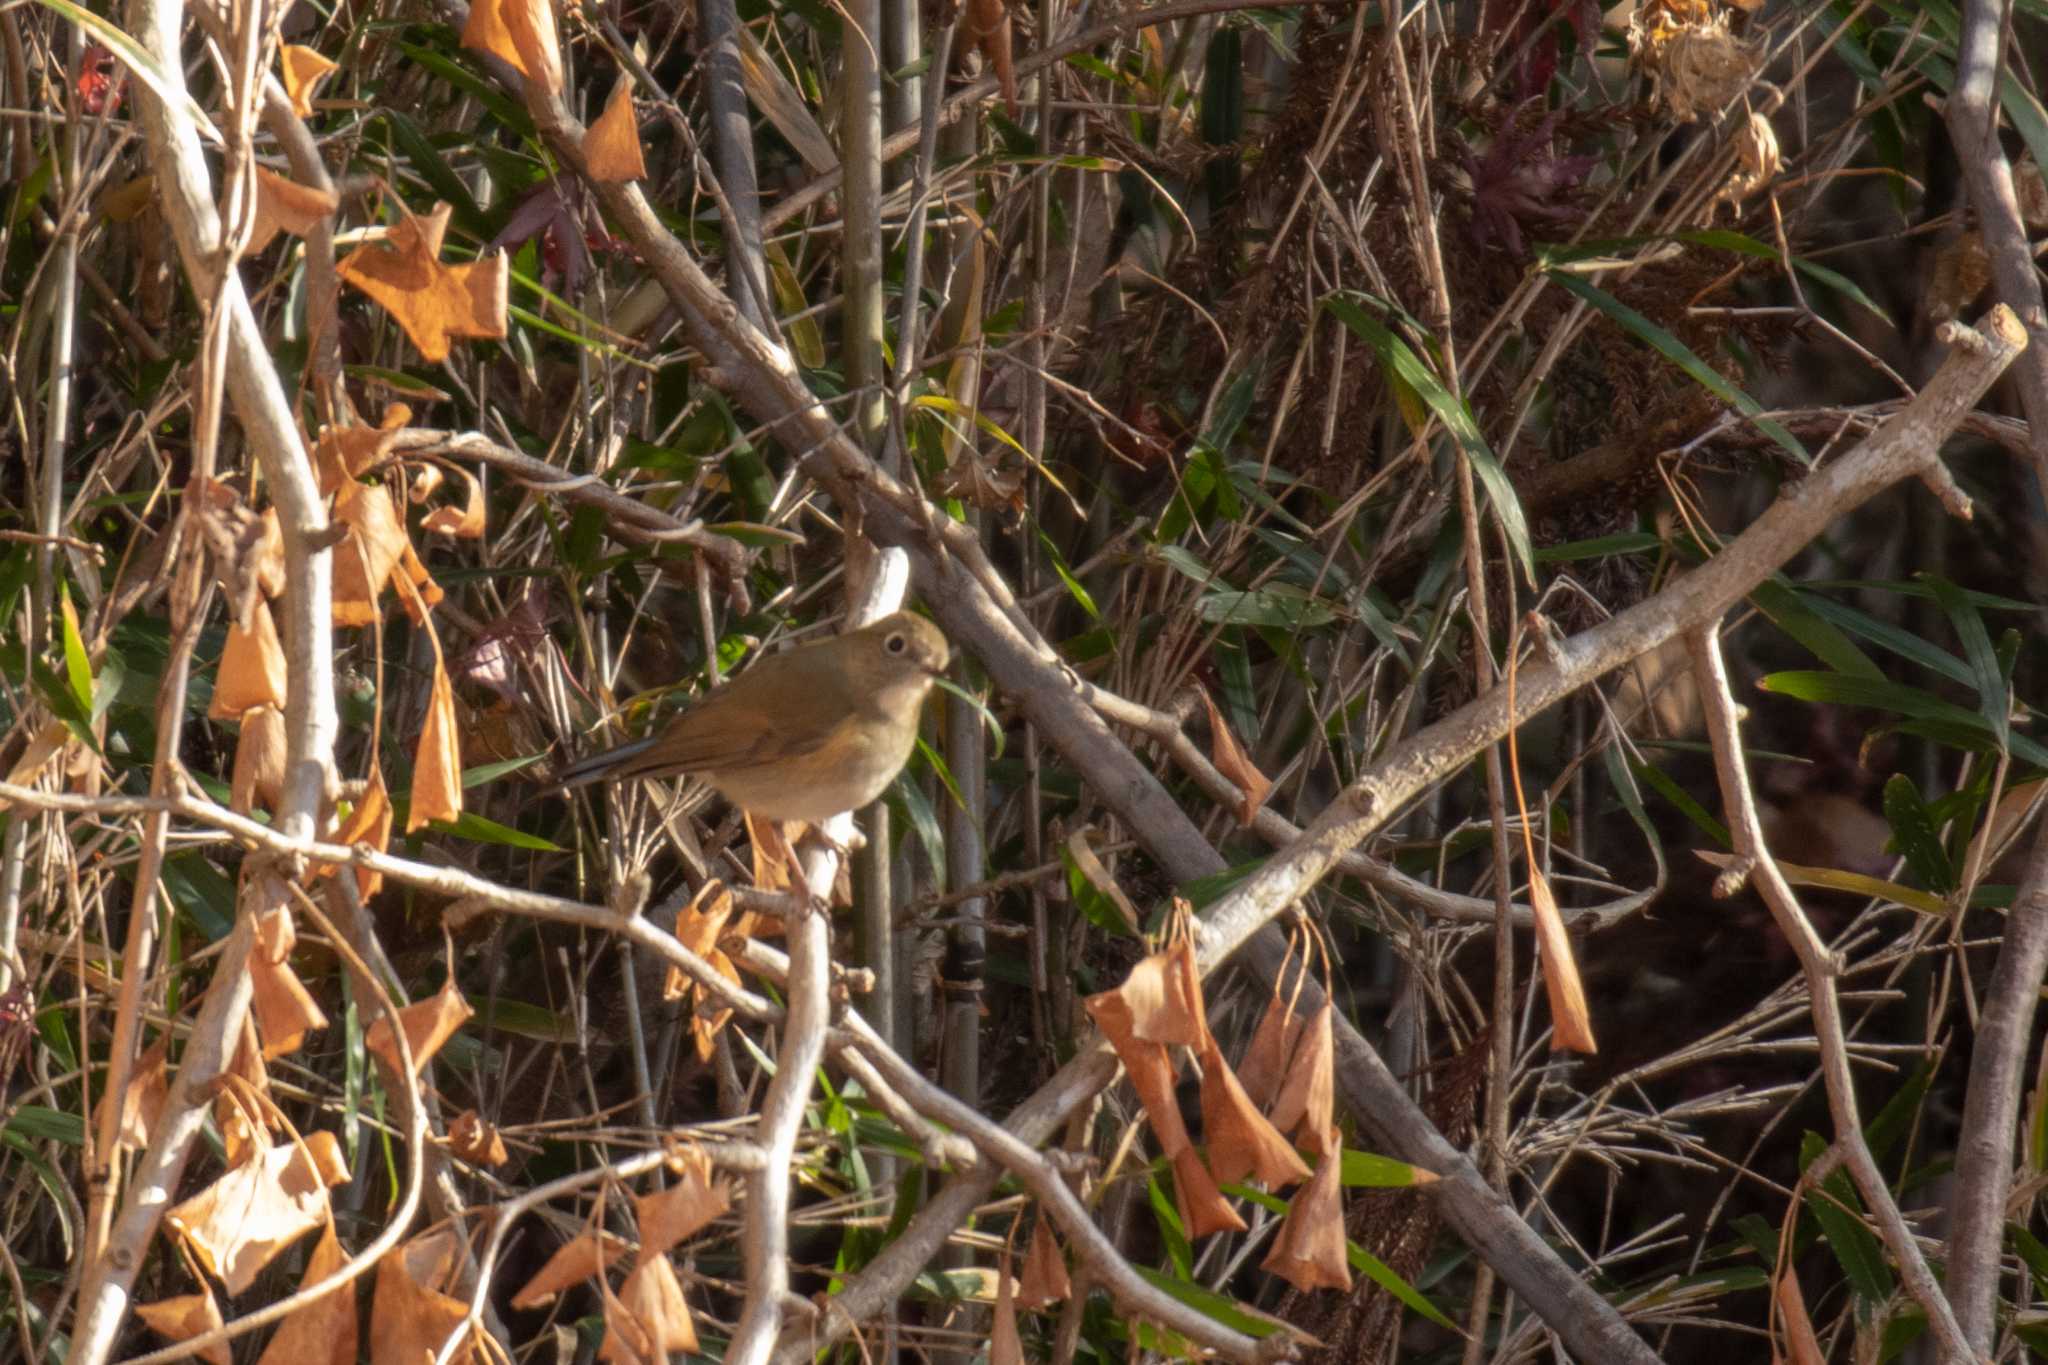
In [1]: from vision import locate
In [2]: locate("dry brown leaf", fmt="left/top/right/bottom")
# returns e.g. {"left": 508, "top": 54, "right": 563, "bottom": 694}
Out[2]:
{"left": 1198, "top": 1037, "right": 1311, "bottom": 1190}
{"left": 327, "top": 765, "right": 394, "bottom": 899}
{"left": 1014, "top": 1214, "right": 1070, "bottom": 1310}
{"left": 251, "top": 906, "right": 329, "bottom": 1058}
{"left": 166, "top": 1140, "right": 329, "bottom": 1295}
{"left": 689, "top": 948, "right": 742, "bottom": 1061}
{"left": 231, "top": 704, "right": 288, "bottom": 816}
{"left": 255, "top": 1222, "right": 357, "bottom": 1365}
{"left": 136, "top": 1287, "right": 230, "bottom": 1365}
{"left": 336, "top": 203, "right": 508, "bottom": 363}
{"left": 331, "top": 480, "right": 411, "bottom": 628}
{"left": 210, "top": 597, "right": 289, "bottom": 721}
{"left": 364, "top": 977, "right": 474, "bottom": 1076}
{"left": 408, "top": 645, "right": 463, "bottom": 832}
{"left": 1260, "top": 1132, "right": 1351, "bottom": 1293}
{"left": 394, "top": 536, "right": 446, "bottom": 624}
{"left": 1267, "top": 1001, "right": 1335, "bottom": 1154}
{"left": 1716, "top": 110, "right": 1780, "bottom": 210}
{"left": 990, "top": 1249, "right": 1023, "bottom": 1365}
{"left": 1530, "top": 867, "right": 1597, "bottom": 1054}
{"left": 109, "top": 1036, "right": 169, "bottom": 1149}
{"left": 637, "top": 1151, "right": 730, "bottom": 1257}
{"left": 1082, "top": 991, "right": 1192, "bottom": 1157}
{"left": 1199, "top": 688, "right": 1272, "bottom": 827}
{"left": 1238, "top": 990, "right": 1307, "bottom": 1113}
{"left": 1113, "top": 934, "right": 1209, "bottom": 1048}
{"left": 216, "top": 1015, "right": 275, "bottom": 1167}
{"left": 585, "top": 75, "right": 647, "bottom": 182}
{"left": 509, "top": 1231, "right": 631, "bottom": 1311}
{"left": 744, "top": 812, "right": 798, "bottom": 896}
{"left": 500, "top": 0, "right": 564, "bottom": 92}
{"left": 673, "top": 882, "right": 735, "bottom": 961}
{"left": 420, "top": 465, "right": 486, "bottom": 540}
{"left": 1170, "top": 1145, "right": 1246, "bottom": 1239}
{"left": 964, "top": 0, "right": 1016, "bottom": 117}
{"left": 596, "top": 1283, "right": 658, "bottom": 1365}
{"left": 0, "top": 720, "right": 73, "bottom": 797}
{"left": 315, "top": 408, "right": 412, "bottom": 494}
{"left": 370, "top": 1228, "right": 478, "bottom": 1365}
{"left": 448, "top": 1110, "right": 510, "bottom": 1167}
{"left": 616, "top": 1256, "right": 698, "bottom": 1356}
{"left": 288, "top": 1131, "right": 352, "bottom": 1190}
{"left": 278, "top": 44, "right": 337, "bottom": 117}
{"left": 460, "top": 0, "right": 526, "bottom": 76}
{"left": 246, "top": 166, "right": 338, "bottom": 256}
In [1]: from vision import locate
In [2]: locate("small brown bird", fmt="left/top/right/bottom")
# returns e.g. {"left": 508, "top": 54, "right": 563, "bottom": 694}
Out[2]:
{"left": 558, "top": 611, "right": 951, "bottom": 822}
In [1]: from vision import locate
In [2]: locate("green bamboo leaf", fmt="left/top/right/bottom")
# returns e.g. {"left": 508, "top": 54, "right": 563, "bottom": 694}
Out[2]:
{"left": 1881, "top": 774, "right": 1953, "bottom": 894}
{"left": 57, "top": 587, "right": 92, "bottom": 720}
{"left": 378, "top": 110, "right": 486, "bottom": 236}
{"left": 1797, "top": 594, "right": 1976, "bottom": 687}
{"left": 1633, "top": 759, "right": 1731, "bottom": 847}
{"left": 1547, "top": 271, "right": 1808, "bottom": 465}
{"left": 1338, "top": 1148, "right": 1437, "bottom": 1188}
{"left": 1132, "top": 1266, "right": 1287, "bottom": 1338}
{"left": 1322, "top": 294, "right": 1535, "bottom": 578}
{"left": 1759, "top": 671, "right": 2048, "bottom": 767}
{"left": 1749, "top": 579, "right": 1883, "bottom": 680}
{"left": 1923, "top": 573, "right": 2010, "bottom": 749}
{"left": 1534, "top": 531, "right": 1664, "bottom": 563}
{"left": 428, "top": 812, "right": 565, "bottom": 851}
{"left": 1799, "top": 1131, "right": 1894, "bottom": 1305}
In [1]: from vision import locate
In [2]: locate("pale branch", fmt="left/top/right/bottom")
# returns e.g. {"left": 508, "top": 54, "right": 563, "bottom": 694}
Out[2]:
{"left": 725, "top": 552, "right": 909, "bottom": 1365}
{"left": 1683, "top": 625, "right": 1980, "bottom": 1363}
{"left": 70, "top": 0, "right": 343, "bottom": 1348}
{"left": 1944, "top": 0, "right": 2048, "bottom": 483}
{"left": 1943, "top": 793, "right": 2048, "bottom": 1349}
{"left": 0, "top": 781, "right": 777, "bottom": 1027}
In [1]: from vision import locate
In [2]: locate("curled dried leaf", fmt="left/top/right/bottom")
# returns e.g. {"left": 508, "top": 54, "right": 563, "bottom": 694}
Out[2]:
{"left": 586, "top": 75, "right": 648, "bottom": 182}
{"left": 408, "top": 645, "right": 463, "bottom": 832}
{"left": 615, "top": 1256, "right": 698, "bottom": 1357}
{"left": 1170, "top": 1145, "right": 1245, "bottom": 1239}
{"left": 1260, "top": 1132, "right": 1351, "bottom": 1293}
{"left": 509, "top": 1231, "right": 631, "bottom": 1311}
{"left": 1530, "top": 868, "right": 1598, "bottom": 1054}
{"left": 254, "top": 1222, "right": 356, "bottom": 1365}
{"left": 1199, "top": 1038, "right": 1311, "bottom": 1189}
{"left": 1199, "top": 688, "right": 1272, "bottom": 827}
{"left": 136, "top": 1288, "right": 231, "bottom": 1365}
{"left": 278, "top": 44, "right": 337, "bottom": 117}
{"left": 336, "top": 203, "right": 508, "bottom": 363}
{"left": 448, "top": 1110, "right": 511, "bottom": 1167}
{"left": 167, "top": 1141, "right": 329, "bottom": 1295}
{"left": 371, "top": 1229, "right": 479, "bottom": 1365}
{"left": 365, "top": 977, "right": 474, "bottom": 1076}
{"left": 637, "top": 1149, "right": 731, "bottom": 1257}
{"left": 1015, "top": 1214, "right": 1071, "bottom": 1310}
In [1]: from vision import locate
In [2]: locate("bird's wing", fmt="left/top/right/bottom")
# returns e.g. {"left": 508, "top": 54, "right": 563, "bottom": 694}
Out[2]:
{"left": 612, "top": 652, "right": 847, "bottom": 778}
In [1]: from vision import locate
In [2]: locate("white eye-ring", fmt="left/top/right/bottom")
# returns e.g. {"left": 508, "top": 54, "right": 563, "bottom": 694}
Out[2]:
{"left": 885, "top": 633, "right": 908, "bottom": 654}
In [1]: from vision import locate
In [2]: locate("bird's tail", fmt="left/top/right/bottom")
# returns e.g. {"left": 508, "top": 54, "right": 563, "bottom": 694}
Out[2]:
{"left": 555, "top": 736, "right": 660, "bottom": 789}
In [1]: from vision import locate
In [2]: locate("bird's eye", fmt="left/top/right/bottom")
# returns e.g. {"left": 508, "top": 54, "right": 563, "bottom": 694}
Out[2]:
{"left": 885, "top": 633, "right": 908, "bottom": 654}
